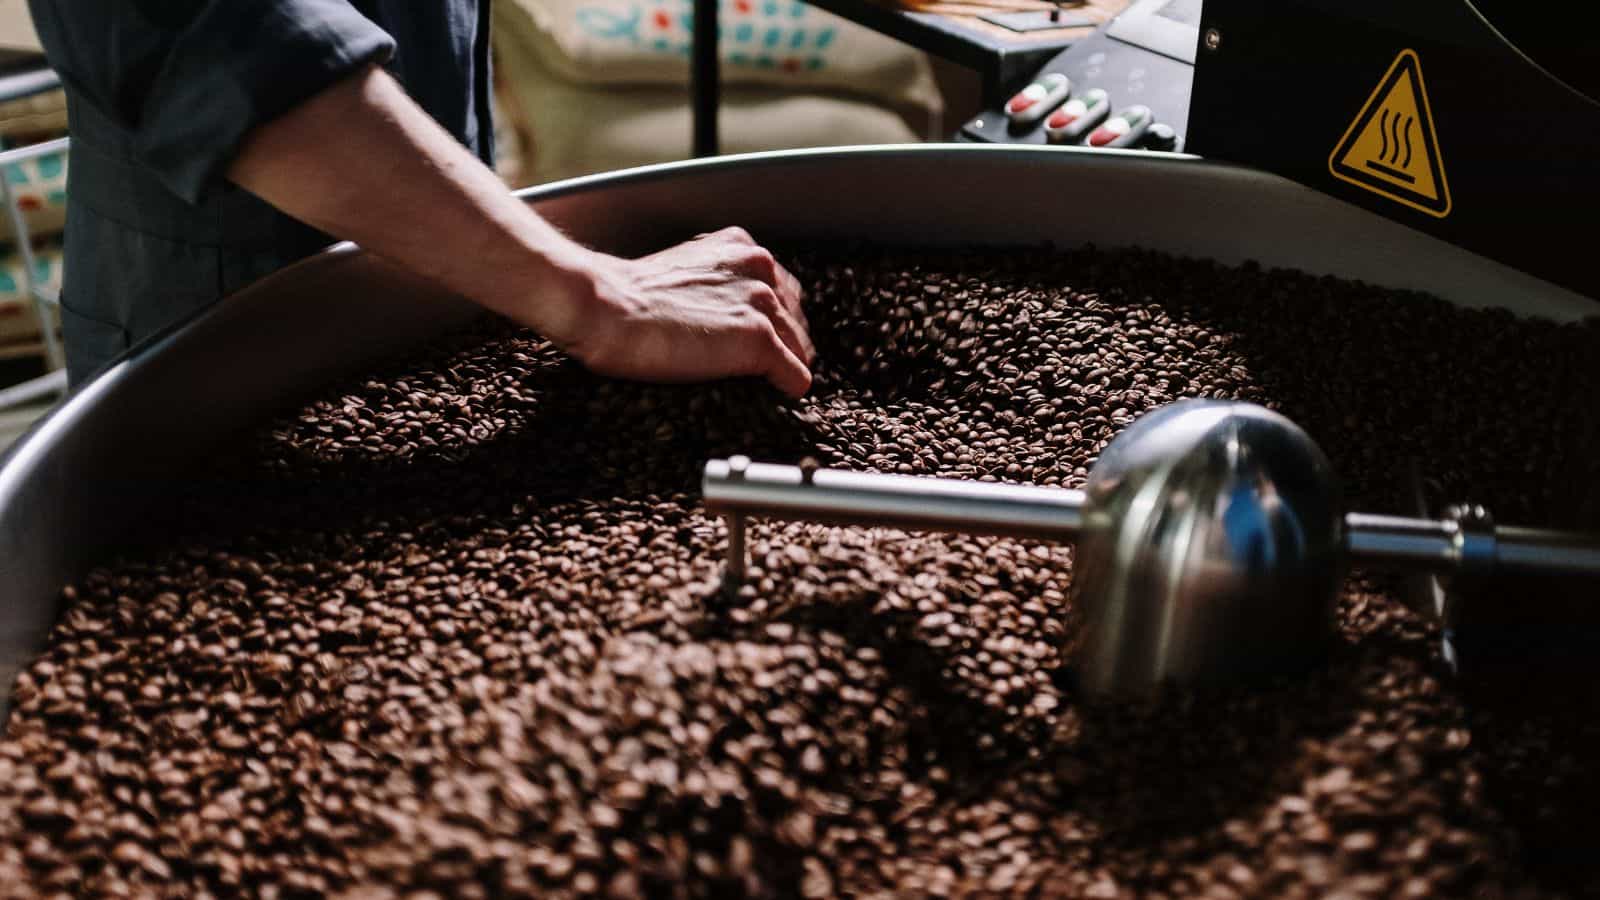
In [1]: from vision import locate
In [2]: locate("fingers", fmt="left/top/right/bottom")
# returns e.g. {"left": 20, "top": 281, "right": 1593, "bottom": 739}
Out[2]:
{"left": 767, "top": 343, "right": 812, "bottom": 398}
{"left": 694, "top": 225, "right": 755, "bottom": 246}
{"left": 751, "top": 287, "right": 815, "bottom": 365}
{"left": 700, "top": 228, "right": 804, "bottom": 311}
{"left": 771, "top": 258, "right": 807, "bottom": 324}
{"left": 709, "top": 231, "right": 793, "bottom": 305}
{"left": 641, "top": 226, "right": 817, "bottom": 395}
{"left": 714, "top": 235, "right": 813, "bottom": 365}
{"left": 723, "top": 242, "right": 782, "bottom": 285}
{"left": 753, "top": 323, "right": 813, "bottom": 398}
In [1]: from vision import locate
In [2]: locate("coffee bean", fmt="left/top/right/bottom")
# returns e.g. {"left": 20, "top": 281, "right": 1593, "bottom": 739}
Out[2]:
{"left": 3, "top": 246, "right": 1598, "bottom": 896}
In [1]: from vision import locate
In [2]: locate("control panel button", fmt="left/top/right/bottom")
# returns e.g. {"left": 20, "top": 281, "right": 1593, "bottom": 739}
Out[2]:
{"left": 1005, "top": 73, "right": 1072, "bottom": 126}
{"left": 1044, "top": 88, "right": 1111, "bottom": 144}
{"left": 1142, "top": 122, "right": 1181, "bottom": 152}
{"left": 1088, "top": 105, "right": 1154, "bottom": 148}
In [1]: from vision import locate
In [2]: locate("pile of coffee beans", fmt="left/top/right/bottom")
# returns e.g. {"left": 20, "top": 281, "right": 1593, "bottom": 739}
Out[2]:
{"left": 3, "top": 245, "right": 1600, "bottom": 897}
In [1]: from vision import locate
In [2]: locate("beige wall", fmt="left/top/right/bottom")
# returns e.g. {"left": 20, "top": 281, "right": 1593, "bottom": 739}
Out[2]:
{"left": 0, "top": 1, "right": 40, "bottom": 52}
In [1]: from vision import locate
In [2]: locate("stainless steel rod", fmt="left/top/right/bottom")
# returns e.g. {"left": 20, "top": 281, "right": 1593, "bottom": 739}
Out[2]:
{"left": 704, "top": 460, "right": 1600, "bottom": 580}
{"left": 1343, "top": 513, "right": 1459, "bottom": 570}
{"left": 1495, "top": 526, "right": 1600, "bottom": 576}
{"left": 1344, "top": 513, "right": 1600, "bottom": 577}
{"left": 703, "top": 459, "right": 1086, "bottom": 542}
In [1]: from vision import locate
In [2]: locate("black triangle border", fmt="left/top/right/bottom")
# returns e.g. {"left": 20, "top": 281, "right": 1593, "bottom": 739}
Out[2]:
{"left": 1329, "top": 50, "right": 1451, "bottom": 217}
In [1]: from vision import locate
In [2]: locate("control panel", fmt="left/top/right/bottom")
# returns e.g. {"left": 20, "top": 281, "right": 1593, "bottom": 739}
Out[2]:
{"left": 960, "top": 0, "right": 1199, "bottom": 152}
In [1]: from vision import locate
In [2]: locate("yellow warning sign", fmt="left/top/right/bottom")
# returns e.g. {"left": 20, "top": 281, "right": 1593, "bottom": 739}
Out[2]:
{"left": 1328, "top": 49, "right": 1451, "bottom": 218}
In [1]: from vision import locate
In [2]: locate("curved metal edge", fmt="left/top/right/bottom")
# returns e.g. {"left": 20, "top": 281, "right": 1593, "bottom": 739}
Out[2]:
{"left": 0, "top": 248, "right": 479, "bottom": 718}
{"left": 516, "top": 144, "right": 1596, "bottom": 319}
{"left": 1461, "top": 1, "right": 1600, "bottom": 110}
{"left": 510, "top": 143, "right": 1198, "bottom": 203}
{"left": 0, "top": 243, "right": 350, "bottom": 476}
{"left": 0, "top": 143, "right": 1593, "bottom": 718}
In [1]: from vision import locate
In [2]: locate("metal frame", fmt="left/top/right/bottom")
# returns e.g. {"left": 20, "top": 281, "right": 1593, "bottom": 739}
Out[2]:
{"left": 692, "top": 0, "right": 720, "bottom": 157}
{"left": 687, "top": 0, "right": 1091, "bottom": 154}
{"left": 0, "top": 136, "right": 69, "bottom": 406}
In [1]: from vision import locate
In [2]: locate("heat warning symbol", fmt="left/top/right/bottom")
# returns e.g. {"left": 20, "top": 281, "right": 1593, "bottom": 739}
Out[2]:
{"left": 1329, "top": 49, "right": 1451, "bottom": 218}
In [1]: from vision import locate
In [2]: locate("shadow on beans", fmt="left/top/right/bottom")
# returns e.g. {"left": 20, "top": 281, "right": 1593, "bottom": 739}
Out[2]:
{"left": 1055, "top": 645, "right": 1365, "bottom": 853}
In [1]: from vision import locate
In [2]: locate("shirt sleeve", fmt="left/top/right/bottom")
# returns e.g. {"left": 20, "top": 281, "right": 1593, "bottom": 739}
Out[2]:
{"left": 28, "top": 0, "right": 397, "bottom": 204}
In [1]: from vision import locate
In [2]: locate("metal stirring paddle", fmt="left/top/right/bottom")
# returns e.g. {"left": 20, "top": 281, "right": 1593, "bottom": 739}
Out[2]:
{"left": 704, "top": 400, "right": 1600, "bottom": 695}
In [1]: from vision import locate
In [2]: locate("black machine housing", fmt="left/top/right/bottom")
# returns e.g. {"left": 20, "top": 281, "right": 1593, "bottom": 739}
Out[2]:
{"left": 961, "top": 0, "right": 1200, "bottom": 148}
{"left": 1187, "top": 0, "right": 1600, "bottom": 300}
{"left": 964, "top": 0, "right": 1600, "bottom": 300}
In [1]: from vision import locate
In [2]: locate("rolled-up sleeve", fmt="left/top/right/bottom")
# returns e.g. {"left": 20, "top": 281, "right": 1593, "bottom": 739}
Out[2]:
{"left": 29, "top": 0, "right": 396, "bottom": 203}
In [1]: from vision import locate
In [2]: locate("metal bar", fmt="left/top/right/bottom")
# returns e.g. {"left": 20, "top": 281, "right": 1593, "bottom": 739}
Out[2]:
{"left": 705, "top": 463, "right": 1600, "bottom": 581}
{"left": 0, "top": 137, "right": 69, "bottom": 375}
{"left": 1344, "top": 512, "right": 1458, "bottom": 570}
{"left": 704, "top": 459, "right": 1086, "bottom": 541}
{"left": 800, "top": 0, "right": 1077, "bottom": 97}
{"left": 0, "top": 67, "right": 60, "bottom": 107}
{"left": 1495, "top": 526, "right": 1600, "bottom": 576}
{"left": 1344, "top": 512, "right": 1600, "bottom": 578}
{"left": 691, "top": 0, "right": 720, "bottom": 157}
{"left": 0, "top": 368, "right": 66, "bottom": 411}
{"left": 1401, "top": 464, "right": 1454, "bottom": 630}
{"left": 0, "top": 137, "right": 70, "bottom": 165}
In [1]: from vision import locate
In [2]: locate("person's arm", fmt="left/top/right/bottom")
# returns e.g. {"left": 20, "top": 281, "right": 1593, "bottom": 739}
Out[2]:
{"left": 227, "top": 65, "right": 814, "bottom": 396}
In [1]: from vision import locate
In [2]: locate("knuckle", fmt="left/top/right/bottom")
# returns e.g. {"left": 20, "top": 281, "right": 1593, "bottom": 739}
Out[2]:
{"left": 721, "top": 225, "right": 754, "bottom": 244}
{"left": 745, "top": 317, "right": 780, "bottom": 348}
{"left": 748, "top": 285, "right": 780, "bottom": 314}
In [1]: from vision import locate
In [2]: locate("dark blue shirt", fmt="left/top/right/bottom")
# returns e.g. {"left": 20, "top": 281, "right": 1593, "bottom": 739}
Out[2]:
{"left": 27, "top": 0, "right": 492, "bottom": 383}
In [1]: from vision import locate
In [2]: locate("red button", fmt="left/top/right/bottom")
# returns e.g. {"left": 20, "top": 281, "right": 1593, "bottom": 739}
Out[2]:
{"left": 1047, "top": 109, "right": 1076, "bottom": 129}
{"left": 1089, "top": 119, "right": 1129, "bottom": 147}
{"left": 1006, "top": 83, "right": 1052, "bottom": 116}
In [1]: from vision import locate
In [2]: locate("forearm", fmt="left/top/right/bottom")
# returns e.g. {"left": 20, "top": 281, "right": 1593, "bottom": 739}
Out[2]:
{"left": 226, "top": 64, "right": 595, "bottom": 339}
{"left": 227, "top": 63, "right": 814, "bottom": 396}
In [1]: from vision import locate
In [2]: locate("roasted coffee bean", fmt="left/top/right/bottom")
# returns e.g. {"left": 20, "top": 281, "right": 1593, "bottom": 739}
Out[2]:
{"left": 2, "top": 245, "right": 1598, "bottom": 897}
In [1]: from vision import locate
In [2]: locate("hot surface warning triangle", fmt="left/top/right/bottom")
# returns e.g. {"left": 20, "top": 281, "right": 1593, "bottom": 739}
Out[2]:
{"left": 1328, "top": 49, "right": 1451, "bottom": 218}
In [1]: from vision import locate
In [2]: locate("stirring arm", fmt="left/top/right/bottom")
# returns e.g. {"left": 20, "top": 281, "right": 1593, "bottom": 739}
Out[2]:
{"left": 704, "top": 457, "right": 1600, "bottom": 585}
{"left": 704, "top": 457, "right": 1086, "bottom": 539}
{"left": 1344, "top": 510, "right": 1600, "bottom": 577}
{"left": 704, "top": 457, "right": 1086, "bottom": 584}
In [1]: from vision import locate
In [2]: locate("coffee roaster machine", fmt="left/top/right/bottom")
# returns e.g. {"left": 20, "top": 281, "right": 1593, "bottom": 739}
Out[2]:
{"left": 966, "top": 0, "right": 1600, "bottom": 300}
{"left": 1, "top": 0, "right": 1599, "bottom": 716}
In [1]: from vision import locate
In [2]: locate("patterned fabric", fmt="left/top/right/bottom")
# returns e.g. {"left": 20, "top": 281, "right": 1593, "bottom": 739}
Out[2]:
{"left": 0, "top": 243, "right": 60, "bottom": 297}
{"left": 578, "top": 0, "right": 839, "bottom": 72}
{"left": 0, "top": 141, "right": 67, "bottom": 242}
{"left": 506, "top": 0, "right": 939, "bottom": 110}
{"left": 0, "top": 241, "right": 62, "bottom": 345}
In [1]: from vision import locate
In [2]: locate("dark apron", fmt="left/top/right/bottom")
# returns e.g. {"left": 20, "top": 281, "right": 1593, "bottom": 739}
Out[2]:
{"left": 59, "top": 99, "right": 332, "bottom": 385}
{"left": 54, "top": 0, "right": 494, "bottom": 386}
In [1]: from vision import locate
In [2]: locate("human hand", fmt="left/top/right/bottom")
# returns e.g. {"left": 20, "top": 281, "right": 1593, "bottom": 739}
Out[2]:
{"left": 550, "top": 227, "right": 815, "bottom": 397}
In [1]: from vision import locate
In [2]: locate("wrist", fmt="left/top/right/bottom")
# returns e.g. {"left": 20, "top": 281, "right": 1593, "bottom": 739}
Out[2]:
{"left": 493, "top": 239, "right": 615, "bottom": 350}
